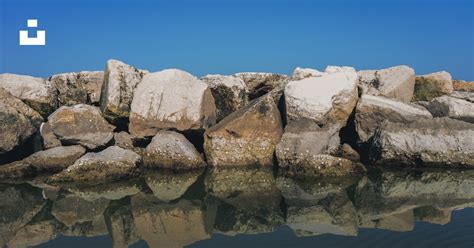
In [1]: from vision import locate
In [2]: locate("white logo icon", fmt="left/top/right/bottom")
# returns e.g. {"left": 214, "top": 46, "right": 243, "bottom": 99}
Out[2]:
{"left": 19, "top": 19, "right": 46, "bottom": 46}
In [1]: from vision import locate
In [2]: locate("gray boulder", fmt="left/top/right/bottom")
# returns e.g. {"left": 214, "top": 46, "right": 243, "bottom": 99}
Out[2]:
{"left": 357, "top": 65, "right": 415, "bottom": 102}
{"left": 370, "top": 118, "right": 474, "bottom": 167}
{"left": 48, "top": 146, "right": 141, "bottom": 183}
{"left": 450, "top": 91, "right": 474, "bottom": 103}
{"left": 99, "top": 59, "right": 144, "bottom": 123}
{"left": 201, "top": 74, "right": 248, "bottom": 122}
{"left": 49, "top": 71, "right": 103, "bottom": 106}
{"left": 234, "top": 72, "right": 288, "bottom": 99}
{"left": 0, "top": 88, "right": 43, "bottom": 154}
{"left": 355, "top": 94, "right": 432, "bottom": 143}
{"left": 285, "top": 66, "right": 358, "bottom": 126}
{"left": 276, "top": 119, "right": 341, "bottom": 167}
{"left": 23, "top": 145, "right": 86, "bottom": 173}
{"left": 427, "top": 95, "right": 474, "bottom": 123}
{"left": 129, "top": 69, "right": 216, "bottom": 138}
{"left": 413, "top": 71, "right": 453, "bottom": 101}
{"left": 0, "top": 73, "right": 57, "bottom": 116}
{"left": 39, "top": 122, "right": 61, "bottom": 149}
{"left": 204, "top": 95, "right": 283, "bottom": 167}
{"left": 48, "top": 104, "right": 115, "bottom": 149}
{"left": 143, "top": 130, "right": 206, "bottom": 169}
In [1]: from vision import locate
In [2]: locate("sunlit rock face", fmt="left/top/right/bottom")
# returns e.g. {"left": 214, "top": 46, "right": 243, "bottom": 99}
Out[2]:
{"left": 0, "top": 184, "right": 46, "bottom": 246}
{"left": 49, "top": 71, "right": 104, "bottom": 106}
{"left": 426, "top": 95, "right": 474, "bottom": 123}
{"left": 413, "top": 71, "right": 453, "bottom": 101}
{"left": 131, "top": 193, "right": 210, "bottom": 248}
{"left": 144, "top": 169, "right": 204, "bottom": 202}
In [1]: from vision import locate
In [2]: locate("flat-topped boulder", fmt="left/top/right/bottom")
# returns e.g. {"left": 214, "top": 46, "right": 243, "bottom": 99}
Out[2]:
{"left": 0, "top": 88, "right": 43, "bottom": 154}
{"left": 129, "top": 69, "right": 216, "bottom": 137}
{"left": 48, "top": 146, "right": 141, "bottom": 183}
{"left": 285, "top": 66, "right": 358, "bottom": 126}
{"left": 234, "top": 72, "right": 288, "bottom": 99}
{"left": 413, "top": 71, "right": 453, "bottom": 101}
{"left": 201, "top": 74, "right": 248, "bottom": 122}
{"left": 357, "top": 65, "right": 415, "bottom": 102}
{"left": 369, "top": 118, "right": 474, "bottom": 167}
{"left": 49, "top": 71, "right": 104, "bottom": 106}
{"left": 0, "top": 73, "right": 57, "bottom": 116}
{"left": 355, "top": 94, "right": 432, "bottom": 143}
{"left": 204, "top": 95, "right": 283, "bottom": 167}
{"left": 24, "top": 145, "right": 86, "bottom": 173}
{"left": 143, "top": 130, "right": 206, "bottom": 169}
{"left": 48, "top": 104, "right": 115, "bottom": 149}
{"left": 99, "top": 59, "right": 144, "bottom": 123}
{"left": 427, "top": 95, "right": 474, "bottom": 123}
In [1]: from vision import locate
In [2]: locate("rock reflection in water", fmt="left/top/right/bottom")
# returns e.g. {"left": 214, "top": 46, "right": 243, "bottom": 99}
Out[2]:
{"left": 0, "top": 168, "right": 473, "bottom": 247}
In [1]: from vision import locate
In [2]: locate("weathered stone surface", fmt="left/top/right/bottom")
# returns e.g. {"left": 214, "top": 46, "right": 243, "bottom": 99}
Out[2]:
{"left": 113, "top": 131, "right": 136, "bottom": 151}
{"left": 413, "top": 71, "right": 453, "bottom": 101}
{"left": 48, "top": 146, "right": 141, "bottom": 183}
{"left": 280, "top": 154, "right": 363, "bottom": 178}
{"left": 201, "top": 74, "right": 248, "bottom": 122}
{"left": 291, "top": 67, "right": 325, "bottom": 80}
{"left": 143, "top": 131, "right": 206, "bottom": 169}
{"left": 129, "top": 69, "right": 216, "bottom": 137}
{"left": 99, "top": 59, "right": 144, "bottom": 122}
{"left": 426, "top": 95, "right": 474, "bottom": 123}
{"left": 0, "top": 73, "right": 57, "bottom": 116}
{"left": 370, "top": 118, "right": 474, "bottom": 167}
{"left": 357, "top": 65, "right": 415, "bottom": 102}
{"left": 204, "top": 95, "right": 283, "bottom": 167}
{"left": 0, "top": 184, "right": 45, "bottom": 244}
{"left": 23, "top": 145, "right": 86, "bottom": 173}
{"left": 355, "top": 94, "right": 432, "bottom": 143}
{"left": 234, "top": 72, "right": 288, "bottom": 99}
{"left": 0, "top": 88, "right": 43, "bottom": 154}
{"left": 48, "top": 104, "right": 115, "bottom": 149}
{"left": 131, "top": 194, "right": 210, "bottom": 248}
{"left": 145, "top": 169, "right": 204, "bottom": 202}
{"left": 450, "top": 91, "right": 474, "bottom": 103}
{"left": 453, "top": 79, "right": 474, "bottom": 92}
{"left": 49, "top": 71, "right": 104, "bottom": 106}
{"left": 276, "top": 119, "right": 341, "bottom": 166}
{"left": 39, "top": 122, "right": 61, "bottom": 149}
{"left": 285, "top": 66, "right": 358, "bottom": 126}
{"left": 0, "top": 162, "right": 35, "bottom": 180}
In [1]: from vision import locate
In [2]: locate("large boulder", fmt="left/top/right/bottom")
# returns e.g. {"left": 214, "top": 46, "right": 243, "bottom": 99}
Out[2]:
{"left": 143, "top": 130, "right": 206, "bottom": 169}
{"left": 0, "top": 73, "right": 57, "bottom": 116}
{"left": 204, "top": 95, "right": 283, "bottom": 167}
{"left": 48, "top": 146, "right": 141, "bottom": 183}
{"left": 426, "top": 95, "right": 474, "bottom": 123}
{"left": 201, "top": 74, "right": 248, "bottom": 122}
{"left": 453, "top": 80, "right": 474, "bottom": 92}
{"left": 48, "top": 104, "right": 115, "bottom": 149}
{"left": 285, "top": 66, "right": 358, "bottom": 126}
{"left": 49, "top": 71, "right": 104, "bottom": 106}
{"left": 234, "top": 72, "right": 288, "bottom": 99}
{"left": 99, "top": 59, "right": 144, "bottom": 123}
{"left": 413, "top": 71, "right": 453, "bottom": 101}
{"left": 357, "top": 65, "right": 415, "bottom": 102}
{"left": 275, "top": 119, "right": 341, "bottom": 167}
{"left": 369, "top": 118, "right": 474, "bottom": 167}
{"left": 129, "top": 69, "right": 216, "bottom": 137}
{"left": 0, "top": 88, "right": 43, "bottom": 154}
{"left": 450, "top": 91, "right": 474, "bottom": 103}
{"left": 23, "top": 145, "right": 86, "bottom": 173}
{"left": 355, "top": 94, "right": 432, "bottom": 143}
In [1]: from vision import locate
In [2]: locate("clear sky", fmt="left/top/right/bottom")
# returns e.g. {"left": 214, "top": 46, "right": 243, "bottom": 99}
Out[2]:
{"left": 1, "top": 0, "right": 473, "bottom": 80}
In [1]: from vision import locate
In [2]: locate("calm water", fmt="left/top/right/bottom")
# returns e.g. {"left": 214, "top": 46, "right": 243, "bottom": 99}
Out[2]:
{"left": 1, "top": 168, "right": 473, "bottom": 248}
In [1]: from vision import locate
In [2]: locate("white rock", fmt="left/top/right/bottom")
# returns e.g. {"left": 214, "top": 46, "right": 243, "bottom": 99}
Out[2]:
{"left": 285, "top": 67, "right": 358, "bottom": 126}
{"left": 129, "top": 69, "right": 216, "bottom": 137}
{"left": 291, "top": 67, "right": 325, "bottom": 80}
{"left": 0, "top": 73, "right": 57, "bottom": 116}
{"left": 427, "top": 95, "right": 474, "bottom": 123}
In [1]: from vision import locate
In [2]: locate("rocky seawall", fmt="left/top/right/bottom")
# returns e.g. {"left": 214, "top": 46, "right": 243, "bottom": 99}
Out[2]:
{"left": 1, "top": 60, "right": 474, "bottom": 182}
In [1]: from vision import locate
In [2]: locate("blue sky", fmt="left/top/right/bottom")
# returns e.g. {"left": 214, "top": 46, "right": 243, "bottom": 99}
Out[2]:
{"left": 1, "top": 0, "right": 473, "bottom": 80}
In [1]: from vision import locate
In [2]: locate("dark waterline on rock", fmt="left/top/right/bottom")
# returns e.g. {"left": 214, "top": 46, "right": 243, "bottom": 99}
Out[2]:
{"left": 1, "top": 167, "right": 473, "bottom": 248}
